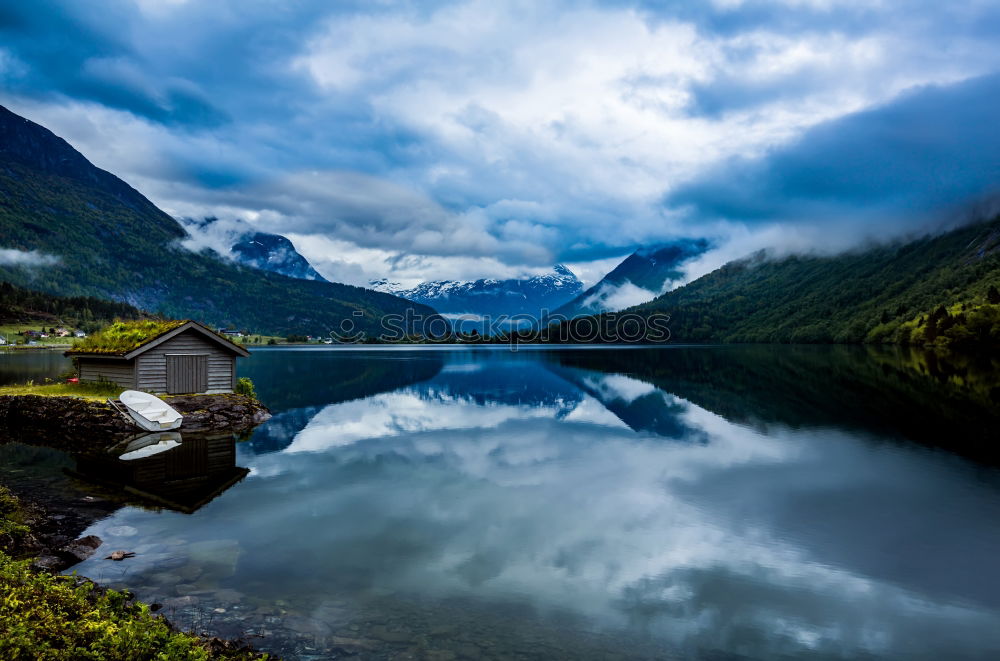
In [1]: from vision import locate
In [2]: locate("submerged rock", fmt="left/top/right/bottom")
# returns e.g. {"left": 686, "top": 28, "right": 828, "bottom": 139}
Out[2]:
{"left": 60, "top": 534, "right": 102, "bottom": 563}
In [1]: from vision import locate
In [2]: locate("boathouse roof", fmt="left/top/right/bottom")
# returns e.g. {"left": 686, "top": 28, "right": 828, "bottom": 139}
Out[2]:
{"left": 65, "top": 320, "right": 250, "bottom": 359}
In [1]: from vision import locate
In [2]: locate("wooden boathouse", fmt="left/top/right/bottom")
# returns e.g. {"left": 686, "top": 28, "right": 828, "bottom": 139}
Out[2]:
{"left": 66, "top": 320, "right": 250, "bottom": 394}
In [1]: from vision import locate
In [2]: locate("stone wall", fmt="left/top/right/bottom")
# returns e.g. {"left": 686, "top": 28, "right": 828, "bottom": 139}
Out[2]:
{"left": 0, "top": 394, "right": 270, "bottom": 449}
{"left": 164, "top": 394, "right": 272, "bottom": 433}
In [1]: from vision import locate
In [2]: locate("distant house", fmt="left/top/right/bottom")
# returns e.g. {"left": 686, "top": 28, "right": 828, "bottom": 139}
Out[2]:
{"left": 74, "top": 330, "right": 86, "bottom": 338}
{"left": 66, "top": 320, "right": 250, "bottom": 394}
{"left": 55, "top": 327, "right": 71, "bottom": 337}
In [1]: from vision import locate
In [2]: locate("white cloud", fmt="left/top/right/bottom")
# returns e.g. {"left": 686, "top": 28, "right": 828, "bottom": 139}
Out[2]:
{"left": 581, "top": 280, "right": 659, "bottom": 312}
{"left": 175, "top": 216, "right": 252, "bottom": 257}
{"left": 289, "top": 233, "right": 579, "bottom": 288}
{"left": 0, "top": 248, "right": 60, "bottom": 267}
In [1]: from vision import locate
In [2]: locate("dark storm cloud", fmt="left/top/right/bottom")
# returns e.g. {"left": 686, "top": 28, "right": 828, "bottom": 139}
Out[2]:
{"left": 2, "top": 0, "right": 999, "bottom": 283}
{"left": 666, "top": 73, "right": 1000, "bottom": 232}
{"left": 624, "top": 0, "right": 1000, "bottom": 41}
{"left": 0, "top": 0, "right": 226, "bottom": 126}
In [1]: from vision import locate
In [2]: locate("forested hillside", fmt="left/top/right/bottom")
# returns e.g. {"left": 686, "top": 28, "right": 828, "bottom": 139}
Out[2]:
{"left": 616, "top": 217, "right": 1000, "bottom": 346}
{"left": 0, "top": 281, "right": 149, "bottom": 332}
{"left": 0, "top": 106, "right": 442, "bottom": 337}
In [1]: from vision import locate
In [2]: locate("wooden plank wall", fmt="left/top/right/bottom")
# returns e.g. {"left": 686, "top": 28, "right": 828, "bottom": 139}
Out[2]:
{"left": 79, "top": 359, "right": 134, "bottom": 388}
{"left": 135, "top": 330, "right": 236, "bottom": 393}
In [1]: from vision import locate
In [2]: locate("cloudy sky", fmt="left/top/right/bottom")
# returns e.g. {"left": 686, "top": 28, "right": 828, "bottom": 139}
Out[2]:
{"left": 2, "top": 0, "right": 999, "bottom": 287}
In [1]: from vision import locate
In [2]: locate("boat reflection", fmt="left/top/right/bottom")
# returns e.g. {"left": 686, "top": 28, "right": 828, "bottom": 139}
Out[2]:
{"left": 117, "top": 432, "right": 182, "bottom": 461}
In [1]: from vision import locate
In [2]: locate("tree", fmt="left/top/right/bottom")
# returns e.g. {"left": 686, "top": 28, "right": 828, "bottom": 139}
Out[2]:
{"left": 988, "top": 285, "right": 1000, "bottom": 305}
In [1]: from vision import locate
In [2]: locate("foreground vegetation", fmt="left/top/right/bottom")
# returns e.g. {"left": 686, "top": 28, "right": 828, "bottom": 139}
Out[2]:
{"left": 0, "top": 485, "right": 267, "bottom": 660}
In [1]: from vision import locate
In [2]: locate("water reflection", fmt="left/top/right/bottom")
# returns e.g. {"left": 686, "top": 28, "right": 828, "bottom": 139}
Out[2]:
{"left": 546, "top": 344, "right": 1000, "bottom": 461}
{"left": 69, "top": 433, "right": 249, "bottom": 513}
{"left": 58, "top": 347, "right": 1000, "bottom": 660}
{"left": 0, "top": 349, "right": 71, "bottom": 385}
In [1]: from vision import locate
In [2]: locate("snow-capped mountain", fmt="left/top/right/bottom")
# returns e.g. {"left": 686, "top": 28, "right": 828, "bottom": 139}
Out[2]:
{"left": 552, "top": 240, "right": 708, "bottom": 319}
{"left": 371, "top": 265, "right": 583, "bottom": 326}
{"left": 180, "top": 217, "right": 327, "bottom": 282}
{"left": 231, "top": 232, "right": 327, "bottom": 282}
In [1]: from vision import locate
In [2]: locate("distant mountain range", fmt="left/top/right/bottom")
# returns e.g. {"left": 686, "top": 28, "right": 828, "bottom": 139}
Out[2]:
{"left": 552, "top": 240, "right": 708, "bottom": 319}
{"left": 371, "top": 265, "right": 583, "bottom": 328}
{"left": 0, "top": 105, "right": 441, "bottom": 337}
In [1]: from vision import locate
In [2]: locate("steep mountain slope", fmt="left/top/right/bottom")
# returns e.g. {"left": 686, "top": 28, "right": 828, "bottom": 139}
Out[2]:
{"left": 180, "top": 216, "right": 327, "bottom": 282}
{"left": 0, "top": 105, "right": 441, "bottom": 337}
{"left": 231, "top": 231, "right": 326, "bottom": 282}
{"left": 372, "top": 265, "right": 583, "bottom": 323}
{"left": 623, "top": 218, "right": 1000, "bottom": 344}
{"left": 553, "top": 240, "right": 708, "bottom": 318}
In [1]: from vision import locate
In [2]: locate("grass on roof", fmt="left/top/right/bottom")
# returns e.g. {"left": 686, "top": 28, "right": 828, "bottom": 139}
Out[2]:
{"left": 69, "top": 319, "right": 186, "bottom": 355}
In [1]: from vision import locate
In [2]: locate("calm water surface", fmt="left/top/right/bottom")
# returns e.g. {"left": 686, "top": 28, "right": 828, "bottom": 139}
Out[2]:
{"left": 4, "top": 345, "right": 1000, "bottom": 660}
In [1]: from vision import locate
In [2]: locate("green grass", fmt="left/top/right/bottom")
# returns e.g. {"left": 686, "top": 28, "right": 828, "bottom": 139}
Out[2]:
{"left": 0, "top": 324, "right": 75, "bottom": 347}
{"left": 0, "top": 380, "right": 123, "bottom": 401}
{"left": 68, "top": 320, "right": 187, "bottom": 356}
{"left": 234, "top": 334, "right": 283, "bottom": 346}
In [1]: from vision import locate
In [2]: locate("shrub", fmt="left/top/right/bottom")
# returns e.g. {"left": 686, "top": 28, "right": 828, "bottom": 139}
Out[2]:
{"left": 0, "top": 487, "right": 30, "bottom": 553}
{"left": 0, "top": 487, "right": 267, "bottom": 660}
{"left": 0, "top": 552, "right": 255, "bottom": 660}
{"left": 234, "top": 377, "right": 256, "bottom": 400}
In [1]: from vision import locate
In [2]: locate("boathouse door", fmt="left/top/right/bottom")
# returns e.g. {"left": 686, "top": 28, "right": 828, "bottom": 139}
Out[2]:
{"left": 165, "top": 354, "right": 208, "bottom": 394}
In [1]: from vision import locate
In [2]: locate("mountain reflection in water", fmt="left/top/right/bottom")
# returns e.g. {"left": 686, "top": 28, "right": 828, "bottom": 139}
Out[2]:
{"left": 56, "top": 346, "right": 1000, "bottom": 660}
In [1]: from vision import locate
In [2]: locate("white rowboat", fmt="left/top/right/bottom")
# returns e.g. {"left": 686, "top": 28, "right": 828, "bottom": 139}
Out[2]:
{"left": 119, "top": 390, "right": 183, "bottom": 431}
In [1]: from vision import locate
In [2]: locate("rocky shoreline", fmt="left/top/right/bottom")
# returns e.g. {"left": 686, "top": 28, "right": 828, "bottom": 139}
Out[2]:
{"left": 0, "top": 478, "right": 270, "bottom": 659}
{"left": 0, "top": 392, "right": 275, "bottom": 658}
{"left": 0, "top": 393, "right": 271, "bottom": 448}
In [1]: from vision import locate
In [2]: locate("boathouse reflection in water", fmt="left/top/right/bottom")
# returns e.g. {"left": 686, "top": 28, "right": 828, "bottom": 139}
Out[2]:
{"left": 68, "top": 433, "right": 249, "bottom": 513}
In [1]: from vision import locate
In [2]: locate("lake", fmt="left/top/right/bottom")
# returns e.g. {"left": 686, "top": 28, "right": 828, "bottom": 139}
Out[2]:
{"left": 2, "top": 344, "right": 1000, "bottom": 660}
